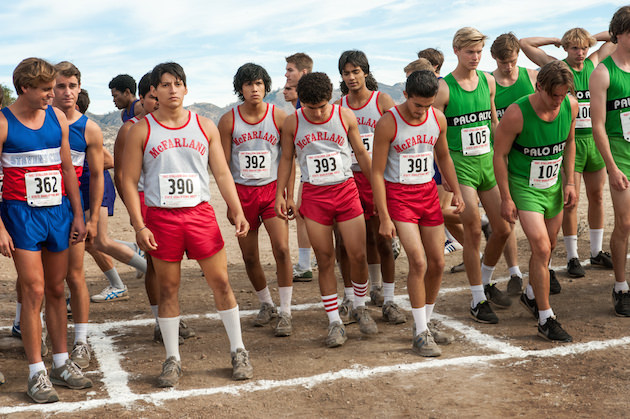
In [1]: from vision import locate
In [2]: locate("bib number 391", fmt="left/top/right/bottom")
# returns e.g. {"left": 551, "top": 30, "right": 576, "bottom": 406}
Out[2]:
{"left": 25, "top": 170, "right": 62, "bottom": 207}
{"left": 461, "top": 125, "right": 490, "bottom": 156}
{"left": 159, "top": 173, "right": 201, "bottom": 207}
{"left": 399, "top": 152, "right": 433, "bottom": 184}
{"left": 529, "top": 157, "right": 562, "bottom": 189}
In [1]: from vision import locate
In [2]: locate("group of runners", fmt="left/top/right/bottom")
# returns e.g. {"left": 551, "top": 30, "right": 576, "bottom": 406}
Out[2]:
{"left": 1, "top": 5, "right": 630, "bottom": 404}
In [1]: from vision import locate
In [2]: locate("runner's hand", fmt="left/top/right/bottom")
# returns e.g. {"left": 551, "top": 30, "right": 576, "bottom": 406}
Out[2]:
{"left": 0, "top": 228, "right": 14, "bottom": 258}
{"left": 379, "top": 218, "right": 396, "bottom": 240}
{"left": 564, "top": 184, "right": 577, "bottom": 209}
{"left": 70, "top": 216, "right": 87, "bottom": 245}
{"left": 501, "top": 198, "right": 518, "bottom": 223}
{"left": 233, "top": 213, "right": 249, "bottom": 238}
{"left": 452, "top": 193, "right": 465, "bottom": 214}
{"left": 136, "top": 227, "right": 157, "bottom": 252}
{"left": 609, "top": 168, "right": 630, "bottom": 191}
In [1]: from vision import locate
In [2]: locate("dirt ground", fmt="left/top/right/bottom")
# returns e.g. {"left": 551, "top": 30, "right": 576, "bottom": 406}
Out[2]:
{"left": 1, "top": 173, "right": 630, "bottom": 418}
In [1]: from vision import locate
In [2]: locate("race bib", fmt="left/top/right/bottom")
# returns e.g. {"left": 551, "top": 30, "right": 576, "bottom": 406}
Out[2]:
{"left": 529, "top": 157, "right": 562, "bottom": 189}
{"left": 306, "top": 152, "right": 344, "bottom": 185}
{"left": 159, "top": 173, "right": 201, "bottom": 207}
{"left": 461, "top": 125, "right": 491, "bottom": 156}
{"left": 238, "top": 150, "right": 271, "bottom": 179}
{"left": 399, "top": 152, "right": 433, "bottom": 184}
{"left": 25, "top": 170, "right": 62, "bottom": 207}
{"left": 351, "top": 133, "right": 374, "bottom": 165}
{"left": 575, "top": 103, "right": 591, "bottom": 129}
{"left": 621, "top": 111, "right": 630, "bottom": 142}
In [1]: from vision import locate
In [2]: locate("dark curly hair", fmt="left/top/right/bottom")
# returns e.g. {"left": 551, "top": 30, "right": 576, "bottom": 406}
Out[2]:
{"left": 108, "top": 74, "right": 136, "bottom": 95}
{"left": 297, "top": 72, "right": 333, "bottom": 105}
{"left": 233, "top": 63, "right": 272, "bottom": 101}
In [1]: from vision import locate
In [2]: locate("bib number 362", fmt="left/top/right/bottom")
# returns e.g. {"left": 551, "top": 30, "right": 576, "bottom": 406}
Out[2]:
{"left": 25, "top": 170, "right": 62, "bottom": 207}
{"left": 159, "top": 173, "right": 201, "bottom": 207}
{"left": 529, "top": 157, "right": 562, "bottom": 189}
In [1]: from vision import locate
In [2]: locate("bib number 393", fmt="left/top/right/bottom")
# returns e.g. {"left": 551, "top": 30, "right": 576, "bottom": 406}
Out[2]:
{"left": 25, "top": 170, "right": 62, "bottom": 207}
{"left": 307, "top": 152, "right": 344, "bottom": 185}
{"left": 159, "top": 173, "right": 201, "bottom": 207}
{"left": 461, "top": 125, "right": 490, "bottom": 156}
{"left": 399, "top": 152, "right": 433, "bottom": 184}
{"left": 239, "top": 150, "right": 271, "bottom": 179}
{"left": 529, "top": 157, "right": 562, "bottom": 189}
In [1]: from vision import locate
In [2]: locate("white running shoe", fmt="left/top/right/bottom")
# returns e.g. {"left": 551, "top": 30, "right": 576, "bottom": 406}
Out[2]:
{"left": 91, "top": 286, "right": 129, "bottom": 303}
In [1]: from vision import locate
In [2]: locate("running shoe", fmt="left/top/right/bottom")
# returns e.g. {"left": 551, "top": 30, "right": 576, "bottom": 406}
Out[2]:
{"left": 444, "top": 239, "right": 463, "bottom": 255}
{"left": 590, "top": 251, "right": 613, "bottom": 269}
{"left": 612, "top": 288, "right": 630, "bottom": 317}
{"left": 274, "top": 312, "right": 292, "bottom": 337}
{"left": 549, "top": 269, "right": 562, "bottom": 294}
{"left": 484, "top": 283, "right": 512, "bottom": 308}
{"left": 0, "top": 371, "right": 4, "bottom": 385}
{"left": 27, "top": 370, "right": 58, "bottom": 404}
{"left": 50, "top": 359, "right": 92, "bottom": 389}
{"left": 507, "top": 274, "right": 523, "bottom": 296}
{"left": 338, "top": 296, "right": 355, "bottom": 325}
{"left": 412, "top": 329, "right": 441, "bottom": 357}
{"left": 11, "top": 323, "right": 21, "bottom": 339}
{"left": 382, "top": 301, "right": 407, "bottom": 324}
{"left": 231, "top": 348, "right": 253, "bottom": 380}
{"left": 70, "top": 341, "right": 91, "bottom": 369}
{"left": 392, "top": 237, "right": 401, "bottom": 260}
{"left": 519, "top": 292, "right": 538, "bottom": 320}
{"left": 90, "top": 286, "right": 129, "bottom": 303}
{"left": 325, "top": 321, "right": 347, "bottom": 348}
{"left": 134, "top": 243, "right": 146, "bottom": 278}
{"left": 66, "top": 297, "right": 72, "bottom": 318}
{"left": 370, "top": 286, "right": 384, "bottom": 307}
{"left": 566, "top": 258, "right": 585, "bottom": 278}
{"left": 254, "top": 302, "right": 277, "bottom": 327}
{"left": 352, "top": 306, "right": 378, "bottom": 335}
{"left": 292, "top": 264, "right": 313, "bottom": 282}
{"left": 450, "top": 261, "right": 465, "bottom": 273}
{"left": 537, "top": 316, "right": 572, "bottom": 342}
{"left": 427, "top": 321, "right": 454, "bottom": 345}
{"left": 157, "top": 356, "right": 182, "bottom": 388}
{"left": 178, "top": 319, "right": 196, "bottom": 339}
{"left": 470, "top": 300, "right": 498, "bottom": 324}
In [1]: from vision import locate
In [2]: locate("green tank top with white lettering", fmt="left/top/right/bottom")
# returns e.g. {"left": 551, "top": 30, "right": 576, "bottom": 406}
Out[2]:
{"left": 495, "top": 67, "right": 535, "bottom": 120}
{"left": 564, "top": 58, "right": 594, "bottom": 137}
{"left": 603, "top": 56, "right": 630, "bottom": 139}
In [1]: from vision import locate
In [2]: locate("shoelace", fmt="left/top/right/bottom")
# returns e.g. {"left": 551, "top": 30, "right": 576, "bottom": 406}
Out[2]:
{"left": 74, "top": 344, "right": 89, "bottom": 357}
{"left": 33, "top": 373, "right": 53, "bottom": 392}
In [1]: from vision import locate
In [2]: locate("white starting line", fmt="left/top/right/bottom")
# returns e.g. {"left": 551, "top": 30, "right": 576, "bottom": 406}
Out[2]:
{"left": 1, "top": 267, "right": 628, "bottom": 415}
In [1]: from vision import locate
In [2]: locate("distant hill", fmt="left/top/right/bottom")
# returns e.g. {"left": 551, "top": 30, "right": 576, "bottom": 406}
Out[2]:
{"left": 94, "top": 82, "right": 405, "bottom": 149}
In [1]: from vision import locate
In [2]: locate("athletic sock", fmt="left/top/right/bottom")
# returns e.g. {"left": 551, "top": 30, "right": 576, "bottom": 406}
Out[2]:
{"left": 352, "top": 281, "right": 368, "bottom": 308}
{"left": 614, "top": 281, "right": 630, "bottom": 293}
{"left": 278, "top": 286, "right": 293, "bottom": 316}
{"left": 383, "top": 281, "right": 395, "bottom": 304}
{"left": 508, "top": 266, "right": 522, "bottom": 278}
{"left": 425, "top": 303, "right": 435, "bottom": 322}
{"left": 481, "top": 263, "right": 496, "bottom": 286}
{"left": 14, "top": 302, "right": 21, "bottom": 326}
{"left": 445, "top": 228, "right": 456, "bottom": 243}
{"left": 589, "top": 229, "right": 604, "bottom": 256}
{"left": 322, "top": 294, "right": 341, "bottom": 324}
{"left": 29, "top": 362, "right": 46, "bottom": 380}
{"left": 151, "top": 305, "right": 159, "bottom": 321}
{"left": 471, "top": 285, "right": 486, "bottom": 306}
{"left": 538, "top": 308, "right": 554, "bottom": 325}
{"left": 256, "top": 286, "right": 274, "bottom": 305}
{"left": 158, "top": 316, "right": 180, "bottom": 360}
{"left": 564, "top": 235, "right": 578, "bottom": 260}
{"left": 104, "top": 268, "right": 125, "bottom": 289}
{"left": 526, "top": 284, "right": 536, "bottom": 300}
{"left": 344, "top": 287, "right": 353, "bottom": 300}
{"left": 40, "top": 312, "right": 45, "bottom": 328}
{"left": 298, "top": 248, "right": 311, "bottom": 271}
{"left": 74, "top": 323, "right": 88, "bottom": 345}
{"left": 52, "top": 352, "right": 69, "bottom": 369}
{"left": 127, "top": 253, "right": 147, "bottom": 273}
{"left": 218, "top": 306, "right": 245, "bottom": 352}
{"left": 411, "top": 307, "right": 427, "bottom": 336}
{"left": 115, "top": 239, "right": 137, "bottom": 251}
{"left": 368, "top": 264, "right": 382, "bottom": 289}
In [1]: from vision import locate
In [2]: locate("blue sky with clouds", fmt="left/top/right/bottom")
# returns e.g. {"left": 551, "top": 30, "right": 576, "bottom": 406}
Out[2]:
{"left": 0, "top": 0, "right": 625, "bottom": 114}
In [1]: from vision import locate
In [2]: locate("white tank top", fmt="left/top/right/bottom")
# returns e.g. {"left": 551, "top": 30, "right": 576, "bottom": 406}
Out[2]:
{"left": 294, "top": 105, "right": 353, "bottom": 186}
{"left": 340, "top": 91, "right": 382, "bottom": 172}
{"left": 142, "top": 111, "right": 211, "bottom": 207}
{"left": 230, "top": 103, "right": 280, "bottom": 186}
{"left": 384, "top": 106, "right": 440, "bottom": 184}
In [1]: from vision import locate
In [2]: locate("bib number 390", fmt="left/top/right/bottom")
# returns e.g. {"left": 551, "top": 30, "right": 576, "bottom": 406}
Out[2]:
{"left": 159, "top": 173, "right": 201, "bottom": 207}
{"left": 529, "top": 157, "right": 562, "bottom": 189}
{"left": 25, "top": 170, "right": 62, "bottom": 207}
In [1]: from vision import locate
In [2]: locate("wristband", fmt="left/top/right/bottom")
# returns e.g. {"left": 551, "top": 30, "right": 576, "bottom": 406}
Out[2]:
{"left": 566, "top": 183, "right": 575, "bottom": 186}
{"left": 135, "top": 226, "right": 147, "bottom": 233}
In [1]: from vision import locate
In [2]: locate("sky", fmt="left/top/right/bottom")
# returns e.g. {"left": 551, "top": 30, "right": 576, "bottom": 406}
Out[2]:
{"left": 0, "top": 0, "right": 625, "bottom": 115}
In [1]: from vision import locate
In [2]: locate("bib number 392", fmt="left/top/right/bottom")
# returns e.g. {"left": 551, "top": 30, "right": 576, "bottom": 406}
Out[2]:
{"left": 529, "top": 157, "right": 562, "bottom": 189}
{"left": 239, "top": 150, "right": 271, "bottom": 179}
{"left": 25, "top": 170, "right": 62, "bottom": 207}
{"left": 461, "top": 125, "right": 490, "bottom": 156}
{"left": 159, "top": 173, "right": 201, "bottom": 207}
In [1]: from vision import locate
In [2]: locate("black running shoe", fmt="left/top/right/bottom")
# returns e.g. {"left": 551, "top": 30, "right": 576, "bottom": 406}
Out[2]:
{"left": 507, "top": 275, "right": 523, "bottom": 296}
{"left": 566, "top": 258, "right": 585, "bottom": 278}
{"left": 484, "top": 283, "right": 512, "bottom": 308}
{"left": 537, "top": 316, "right": 572, "bottom": 342}
{"left": 470, "top": 300, "right": 499, "bottom": 324}
{"left": 612, "top": 288, "right": 630, "bottom": 317}
{"left": 519, "top": 292, "right": 538, "bottom": 320}
{"left": 549, "top": 269, "right": 562, "bottom": 295}
{"left": 591, "top": 251, "right": 613, "bottom": 269}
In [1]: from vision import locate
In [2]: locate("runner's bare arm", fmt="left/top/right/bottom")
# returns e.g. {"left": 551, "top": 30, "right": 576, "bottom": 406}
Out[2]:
{"left": 589, "top": 31, "right": 616, "bottom": 67}
{"left": 434, "top": 110, "right": 464, "bottom": 214}
{"left": 433, "top": 79, "right": 449, "bottom": 113}
{"left": 113, "top": 121, "right": 132, "bottom": 201}
{"left": 486, "top": 73, "right": 500, "bottom": 133}
{"left": 275, "top": 114, "right": 297, "bottom": 220}
{"left": 377, "top": 92, "right": 395, "bottom": 114}
{"left": 85, "top": 119, "right": 105, "bottom": 241}
{"left": 273, "top": 107, "right": 294, "bottom": 202}
{"left": 563, "top": 96, "right": 579, "bottom": 208}
{"left": 0, "top": 114, "right": 14, "bottom": 257}
{"left": 217, "top": 110, "right": 234, "bottom": 165}
{"left": 371, "top": 112, "right": 396, "bottom": 239}
{"left": 519, "top": 36, "right": 560, "bottom": 67}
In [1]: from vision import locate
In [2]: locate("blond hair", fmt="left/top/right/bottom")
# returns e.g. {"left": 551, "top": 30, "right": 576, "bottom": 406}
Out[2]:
{"left": 560, "top": 28, "right": 597, "bottom": 49}
{"left": 453, "top": 27, "right": 487, "bottom": 50}
{"left": 13, "top": 57, "right": 57, "bottom": 96}
{"left": 404, "top": 58, "right": 434, "bottom": 76}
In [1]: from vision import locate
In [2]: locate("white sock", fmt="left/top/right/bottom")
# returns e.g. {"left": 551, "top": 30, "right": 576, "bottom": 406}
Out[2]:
{"left": 425, "top": 303, "right": 435, "bottom": 322}
{"left": 471, "top": 285, "right": 485, "bottom": 306}
{"left": 52, "top": 352, "right": 69, "bottom": 369}
{"left": 218, "top": 306, "right": 245, "bottom": 352}
{"left": 615, "top": 281, "right": 629, "bottom": 292}
{"left": 344, "top": 287, "right": 353, "bottom": 299}
{"left": 445, "top": 228, "right": 456, "bottom": 243}
{"left": 322, "top": 294, "right": 341, "bottom": 324}
{"left": 564, "top": 235, "right": 578, "bottom": 260}
{"left": 526, "top": 284, "right": 536, "bottom": 300}
{"left": 298, "top": 248, "right": 311, "bottom": 270}
{"left": 128, "top": 253, "right": 147, "bottom": 272}
{"left": 74, "top": 323, "right": 88, "bottom": 345}
{"left": 104, "top": 268, "right": 125, "bottom": 289}
{"left": 14, "top": 302, "right": 21, "bottom": 326}
{"left": 29, "top": 362, "right": 46, "bottom": 380}
{"left": 548, "top": 258, "right": 553, "bottom": 269}
{"left": 278, "top": 286, "right": 293, "bottom": 315}
{"left": 40, "top": 311, "right": 45, "bottom": 328}
{"left": 383, "top": 281, "right": 395, "bottom": 304}
{"left": 158, "top": 316, "right": 180, "bottom": 360}
{"left": 411, "top": 307, "right": 427, "bottom": 336}
{"left": 589, "top": 229, "right": 604, "bottom": 256}
{"left": 481, "top": 263, "right": 495, "bottom": 286}
{"left": 508, "top": 266, "right": 522, "bottom": 278}
{"left": 538, "top": 308, "right": 554, "bottom": 325}
{"left": 368, "top": 265, "right": 382, "bottom": 289}
{"left": 256, "top": 286, "right": 274, "bottom": 305}
{"left": 151, "top": 305, "right": 159, "bottom": 320}
{"left": 352, "top": 281, "right": 368, "bottom": 308}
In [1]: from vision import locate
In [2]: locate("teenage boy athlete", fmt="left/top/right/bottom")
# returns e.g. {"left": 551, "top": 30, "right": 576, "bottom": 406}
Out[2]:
{"left": 275, "top": 72, "right": 377, "bottom": 347}
{"left": 434, "top": 27, "right": 512, "bottom": 323}
{"left": 122, "top": 62, "right": 253, "bottom": 387}
{"left": 0, "top": 58, "right": 90, "bottom": 403}
{"left": 521, "top": 27, "right": 615, "bottom": 278}
{"left": 109, "top": 74, "right": 142, "bottom": 123}
{"left": 373, "top": 70, "right": 465, "bottom": 355}
{"left": 591, "top": 6, "right": 630, "bottom": 317}
{"left": 219, "top": 63, "right": 293, "bottom": 336}
{"left": 494, "top": 60, "right": 578, "bottom": 342}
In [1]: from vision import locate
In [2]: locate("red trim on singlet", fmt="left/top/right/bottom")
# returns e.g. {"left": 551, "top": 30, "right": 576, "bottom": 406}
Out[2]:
{"left": 388, "top": 109, "right": 398, "bottom": 144}
{"left": 395, "top": 105, "right": 431, "bottom": 127}
{"left": 196, "top": 114, "right": 210, "bottom": 144}
{"left": 230, "top": 108, "right": 235, "bottom": 138}
{"left": 338, "top": 105, "right": 348, "bottom": 135}
{"left": 343, "top": 91, "right": 375, "bottom": 111}
{"left": 271, "top": 105, "right": 280, "bottom": 133}
{"left": 142, "top": 119, "right": 151, "bottom": 152}
{"left": 293, "top": 110, "right": 299, "bottom": 141}
{"left": 301, "top": 104, "right": 336, "bottom": 125}
{"left": 432, "top": 107, "right": 441, "bottom": 132}
{"left": 237, "top": 103, "right": 269, "bottom": 126}
{"left": 375, "top": 91, "right": 383, "bottom": 115}
{"left": 149, "top": 111, "right": 192, "bottom": 130}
